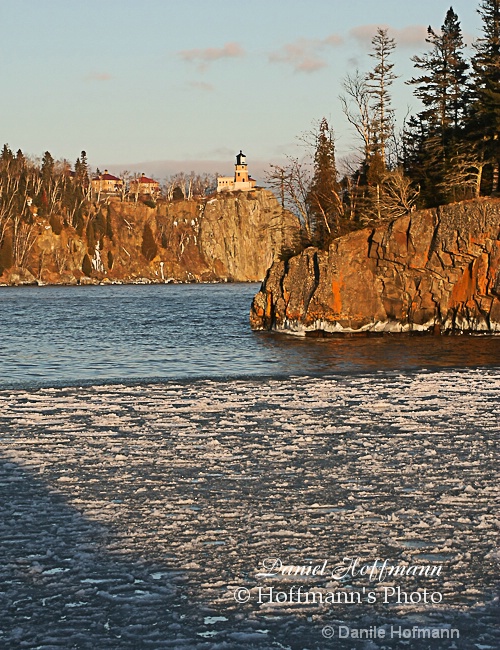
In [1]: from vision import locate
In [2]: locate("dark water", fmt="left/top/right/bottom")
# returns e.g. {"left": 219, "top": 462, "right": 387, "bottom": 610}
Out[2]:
{"left": 1, "top": 283, "right": 499, "bottom": 388}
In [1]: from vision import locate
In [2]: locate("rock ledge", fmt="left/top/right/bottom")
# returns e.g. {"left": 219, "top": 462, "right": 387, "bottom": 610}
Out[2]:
{"left": 250, "top": 198, "right": 500, "bottom": 334}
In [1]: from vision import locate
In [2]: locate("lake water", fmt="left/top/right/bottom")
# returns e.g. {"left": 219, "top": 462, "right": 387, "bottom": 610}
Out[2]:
{"left": 1, "top": 283, "right": 500, "bottom": 388}
{"left": 1, "top": 283, "right": 499, "bottom": 649}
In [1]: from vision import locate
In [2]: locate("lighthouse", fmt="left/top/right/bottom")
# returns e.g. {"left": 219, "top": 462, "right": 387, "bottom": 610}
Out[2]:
{"left": 234, "top": 150, "right": 249, "bottom": 183}
{"left": 217, "top": 151, "right": 257, "bottom": 192}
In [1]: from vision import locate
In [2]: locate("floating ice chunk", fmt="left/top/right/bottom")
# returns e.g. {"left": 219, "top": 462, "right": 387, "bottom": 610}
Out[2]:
{"left": 204, "top": 616, "right": 228, "bottom": 625}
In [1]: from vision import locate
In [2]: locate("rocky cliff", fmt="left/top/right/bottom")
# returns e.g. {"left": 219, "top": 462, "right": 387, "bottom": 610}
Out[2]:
{"left": 250, "top": 198, "right": 500, "bottom": 334}
{"left": 0, "top": 189, "right": 299, "bottom": 285}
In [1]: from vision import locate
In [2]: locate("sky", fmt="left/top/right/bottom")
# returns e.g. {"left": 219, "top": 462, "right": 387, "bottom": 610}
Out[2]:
{"left": 1, "top": 0, "right": 483, "bottom": 180}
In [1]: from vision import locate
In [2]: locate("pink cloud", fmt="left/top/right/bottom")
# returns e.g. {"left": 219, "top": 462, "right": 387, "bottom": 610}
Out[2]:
{"left": 85, "top": 72, "right": 112, "bottom": 81}
{"left": 269, "top": 34, "right": 343, "bottom": 73}
{"left": 188, "top": 81, "right": 214, "bottom": 92}
{"left": 296, "top": 57, "right": 327, "bottom": 73}
{"left": 393, "top": 25, "right": 433, "bottom": 47}
{"left": 350, "top": 24, "right": 429, "bottom": 48}
{"left": 179, "top": 42, "right": 244, "bottom": 70}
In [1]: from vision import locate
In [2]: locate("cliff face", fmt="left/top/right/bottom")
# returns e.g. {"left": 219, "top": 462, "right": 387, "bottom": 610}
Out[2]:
{"left": 0, "top": 189, "right": 299, "bottom": 285}
{"left": 250, "top": 198, "right": 500, "bottom": 334}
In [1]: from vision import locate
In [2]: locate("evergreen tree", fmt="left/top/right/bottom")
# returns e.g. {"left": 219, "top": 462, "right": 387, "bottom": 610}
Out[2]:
{"left": 407, "top": 7, "right": 471, "bottom": 205}
{"left": 0, "top": 235, "right": 13, "bottom": 274}
{"left": 410, "top": 8, "right": 469, "bottom": 134}
{"left": 15, "top": 149, "right": 25, "bottom": 168}
{"left": 470, "top": 0, "right": 500, "bottom": 193}
{"left": 74, "top": 150, "right": 89, "bottom": 200}
{"left": 82, "top": 253, "right": 92, "bottom": 277}
{"left": 86, "top": 219, "right": 96, "bottom": 251}
{"left": 80, "top": 150, "right": 88, "bottom": 173}
{"left": 41, "top": 151, "right": 54, "bottom": 182}
{"left": 306, "top": 118, "right": 343, "bottom": 247}
{"left": 141, "top": 223, "right": 158, "bottom": 261}
{"left": 366, "top": 28, "right": 398, "bottom": 167}
{"left": 105, "top": 211, "right": 114, "bottom": 240}
{"left": 0, "top": 144, "right": 14, "bottom": 166}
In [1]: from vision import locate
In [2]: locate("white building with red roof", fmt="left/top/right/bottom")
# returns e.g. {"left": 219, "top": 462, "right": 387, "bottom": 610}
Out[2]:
{"left": 129, "top": 173, "right": 160, "bottom": 198}
{"left": 91, "top": 170, "right": 123, "bottom": 197}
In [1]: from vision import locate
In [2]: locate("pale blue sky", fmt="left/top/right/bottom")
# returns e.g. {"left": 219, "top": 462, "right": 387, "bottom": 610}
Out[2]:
{"left": 1, "top": 0, "right": 482, "bottom": 178}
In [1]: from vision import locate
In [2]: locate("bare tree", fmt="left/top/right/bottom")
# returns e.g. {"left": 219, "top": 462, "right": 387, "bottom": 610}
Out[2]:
{"left": 267, "top": 158, "right": 313, "bottom": 239}
{"left": 16, "top": 220, "right": 38, "bottom": 268}
{"left": 54, "top": 243, "right": 69, "bottom": 274}
{"left": 378, "top": 167, "right": 420, "bottom": 219}
{"left": 119, "top": 171, "right": 131, "bottom": 201}
{"left": 130, "top": 173, "right": 141, "bottom": 203}
{"left": 438, "top": 142, "right": 488, "bottom": 201}
{"left": 340, "top": 71, "right": 373, "bottom": 161}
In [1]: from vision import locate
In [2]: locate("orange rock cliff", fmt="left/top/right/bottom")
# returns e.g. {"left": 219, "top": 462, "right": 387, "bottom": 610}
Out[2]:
{"left": 250, "top": 198, "right": 500, "bottom": 334}
{"left": 0, "top": 189, "right": 300, "bottom": 285}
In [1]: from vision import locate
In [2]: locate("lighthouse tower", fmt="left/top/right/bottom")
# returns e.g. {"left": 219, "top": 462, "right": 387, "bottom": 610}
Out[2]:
{"left": 217, "top": 151, "right": 257, "bottom": 192}
{"left": 234, "top": 150, "right": 249, "bottom": 184}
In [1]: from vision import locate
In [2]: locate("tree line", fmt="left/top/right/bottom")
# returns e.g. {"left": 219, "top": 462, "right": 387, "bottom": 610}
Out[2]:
{"left": 269, "top": 0, "right": 499, "bottom": 251}
{"left": 0, "top": 144, "right": 218, "bottom": 274}
{"left": 0, "top": 148, "right": 90, "bottom": 273}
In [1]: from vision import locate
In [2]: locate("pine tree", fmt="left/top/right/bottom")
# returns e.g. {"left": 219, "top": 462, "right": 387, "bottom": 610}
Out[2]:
{"left": 366, "top": 28, "right": 398, "bottom": 167}
{"left": 15, "top": 149, "right": 25, "bottom": 167}
{"left": 141, "top": 223, "right": 158, "bottom": 261}
{"left": 0, "top": 235, "right": 13, "bottom": 274}
{"left": 306, "top": 118, "right": 343, "bottom": 247}
{"left": 86, "top": 220, "right": 96, "bottom": 252}
{"left": 74, "top": 150, "right": 89, "bottom": 200}
{"left": 105, "top": 211, "right": 114, "bottom": 240}
{"left": 407, "top": 7, "right": 471, "bottom": 205}
{"left": 41, "top": 151, "right": 54, "bottom": 183}
{"left": 410, "top": 8, "right": 469, "bottom": 134}
{"left": 359, "top": 30, "right": 399, "bottom": 220}
{"left": 0, "top": 144, "right": 14, "bottom": 166}
{"left": 82, "top": 253, "right": 92, "bottom": 277}
{"left": 470, "top": 0, "right": 500, "bottom": 193}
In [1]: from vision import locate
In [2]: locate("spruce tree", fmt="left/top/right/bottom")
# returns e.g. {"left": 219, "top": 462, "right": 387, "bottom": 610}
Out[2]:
{"left": 407, "top": 7, "right": 471, "bottom": 205}
{"left": 82, "top": 253, "right": 92, "bottom": 277}
{"left": 0, "top": 235, "right": 13, "bottom": 274}
{"left": 366, "top": 28, "right": 398, "bottom": 167}
{"left": 470, "top": 0, "right": 500, "bottom": 193}
{"left": 363, "top": 30, "right": 399, "bottom": 220}
{"left": 410, "top": 8, "right": 469, "bottom": 134}
{"left": 41, "top": 151, "right": 54, "bottom": 183}
{"left": 306, "top": 118, "right": 343, "bottom": 247}
{"left": 0, "top": 144, "right": 14, "bottom": 165}
{"left": 141, "top": 223, "right": 158, "bottom": 261}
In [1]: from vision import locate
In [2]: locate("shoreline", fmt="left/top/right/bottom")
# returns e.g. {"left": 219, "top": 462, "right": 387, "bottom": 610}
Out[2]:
{"left": 0, "top": 278, "right": 263, "bottom": 288}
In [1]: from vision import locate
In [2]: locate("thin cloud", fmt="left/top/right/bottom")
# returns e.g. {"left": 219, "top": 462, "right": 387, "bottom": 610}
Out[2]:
{"left": 85, "top": 72, "right": 112, "bottom": 81}
{"left": 393, "top": 25, "right": 433, "bottom": 47}
{"left": 350, "top": 24, "right": 429, "bottom": 48}
{"left": 296, "top": 57, "right": 327, "bottom": 73}
{"left": 179, "top": 42, "right": 244, "bottom": 71}
{"left": 269, "top": 34, "right": 343, "bottom": 73}
{"left": 188, "top": 81, "right": 214, "bottom": 92}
